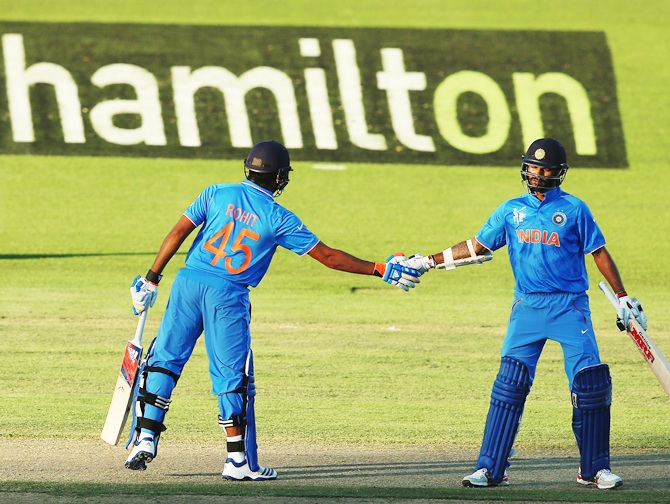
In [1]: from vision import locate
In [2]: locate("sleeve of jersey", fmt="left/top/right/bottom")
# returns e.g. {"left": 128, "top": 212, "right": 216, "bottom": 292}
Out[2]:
{"left": 475, "top": 203, "right": 508, "bottom": 252}
{"left": 183, "top": 185, "right": 216, "bottom": 227}
{"left": 275, "top": 210, "right": 320, "bottom": 256}
{"left": 578, "top": 202, "right": 606, "bottom": 254}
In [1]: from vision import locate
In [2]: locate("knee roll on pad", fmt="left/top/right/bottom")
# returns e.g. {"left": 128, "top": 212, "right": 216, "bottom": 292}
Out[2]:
{"left": 476, "top": 357, "right": 531, "bottom": 483}
{"left": 571, "top": 363, "right": 612, "bottom": 480}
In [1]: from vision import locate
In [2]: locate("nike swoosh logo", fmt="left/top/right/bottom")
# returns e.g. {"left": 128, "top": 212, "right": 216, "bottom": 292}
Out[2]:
{"left": 581, "top": 329, "right": 589, "bottom": 334}
{"left": 297, "top": 223, "right": 304, "bottom": 231}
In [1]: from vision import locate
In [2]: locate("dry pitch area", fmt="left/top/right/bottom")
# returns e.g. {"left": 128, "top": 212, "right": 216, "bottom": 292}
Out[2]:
{"left": 1, "top": 439, "right": 669, "bottom": 503}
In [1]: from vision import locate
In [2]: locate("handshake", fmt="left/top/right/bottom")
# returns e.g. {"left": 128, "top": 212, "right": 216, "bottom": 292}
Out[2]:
{"left": 375, "top": 253, "right": 437, "bottom": 292}
{"left": 378, "top": 245, "right": 494, "bottom": 292}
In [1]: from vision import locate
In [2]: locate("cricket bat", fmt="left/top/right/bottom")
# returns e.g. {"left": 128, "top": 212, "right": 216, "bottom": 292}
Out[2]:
{"left": 101, "top": 310, "right": 148, "bottom": 445}
{"left": 599, "top": 281, "right": 670, "bottom": 399}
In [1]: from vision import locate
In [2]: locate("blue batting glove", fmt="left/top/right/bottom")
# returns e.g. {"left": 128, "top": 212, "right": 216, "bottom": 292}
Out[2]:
{"left": 130, "top": 275, "right": 158, "bottom": 315}
{"left": 373, "top": 254, "right": 421, "bottom": 291}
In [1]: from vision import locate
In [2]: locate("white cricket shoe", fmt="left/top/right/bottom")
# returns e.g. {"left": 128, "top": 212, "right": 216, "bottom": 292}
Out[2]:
{"left": 124, "top": 436, "right": 156, "bottom": 471}
{"left": 577, "top": 467, "right": 622, "bottom": 489}
{"left": 222, "top": 458, "right": 278, "bottom": 481}
{"left": 462, "top": 467, "right": 509, "bottom": 487}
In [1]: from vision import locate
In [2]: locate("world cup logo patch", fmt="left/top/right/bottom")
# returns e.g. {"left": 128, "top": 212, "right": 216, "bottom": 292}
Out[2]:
{"left": 552, "top": 212, "right": 567, "bottom": 226}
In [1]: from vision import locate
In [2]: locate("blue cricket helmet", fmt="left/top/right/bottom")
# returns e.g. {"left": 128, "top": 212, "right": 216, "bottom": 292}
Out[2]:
{"left": 244, "top": 140, "right": 293, "bottom": 196}
{"left": 520, "top": 138, "right": 569, "bottom": 193}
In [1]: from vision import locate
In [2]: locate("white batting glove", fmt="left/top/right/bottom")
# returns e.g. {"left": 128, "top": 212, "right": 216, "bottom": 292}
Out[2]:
{"left": 130, "top": 275, "right": 158, "bottom": 315}
{"left": 616, "top": 292, "right": 648, "bottom": 331}
{"left": 404, "top": 254, "right": 436, "bottom": 274}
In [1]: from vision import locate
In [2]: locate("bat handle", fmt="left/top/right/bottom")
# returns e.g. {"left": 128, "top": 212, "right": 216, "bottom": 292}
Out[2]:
{"left": 131, "top": 310, "right": 148, "bottom": 346}
{"left": 598, "top": 281, "right": 620, "bottom": 312}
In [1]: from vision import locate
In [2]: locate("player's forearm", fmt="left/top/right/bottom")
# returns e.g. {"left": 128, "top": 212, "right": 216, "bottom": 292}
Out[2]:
{"left": 592, "top": 246, "right": 625, "bottom": 294}
{"left": 150, "top": 216, "right": 196, "bottom": 277}
{"left": 308, "top": 241, "right": 375, "bottom": 275}
{"left": 430, "top": 237, "right": 490, "bottom": 269}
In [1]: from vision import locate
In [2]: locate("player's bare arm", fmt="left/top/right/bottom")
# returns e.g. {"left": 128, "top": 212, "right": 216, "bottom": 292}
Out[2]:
{"left": 591, "top": 246, "right": 625, "bottom": 294}
{"left": 434, "top": 236, "right": 490, "bottom": 265}
{"left": 129, "top": 215, "right": 197, "bottom": 316}
{"left": 149, "top": 215, "right": 197, "bottom": 276}
{"left": 405, "top": 236, "right": 492, "bottom": 273}
{"left": 307, "top": 241, "right": 421, "bottom": 291}
{"left": 592, "top": 245, "right": 647, "bottom": 331}
{"left": 308, "top": 241, "right": 376, "bottom": 275}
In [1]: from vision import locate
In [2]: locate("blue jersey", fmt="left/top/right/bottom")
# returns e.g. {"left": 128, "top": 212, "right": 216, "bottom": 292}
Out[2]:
{"left": 476, "top": 187, "right": 605, "bottom": 294}
{"left": 183, "top": 181, "right": 320, "bottom": 287}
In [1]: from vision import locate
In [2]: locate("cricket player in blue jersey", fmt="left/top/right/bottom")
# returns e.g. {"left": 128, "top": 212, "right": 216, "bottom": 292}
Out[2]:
{"left": 124, "top": 140, "right": 421, "bottom": 479}
{"left": 405, "top": 138, "right": 647, "bottom": 490}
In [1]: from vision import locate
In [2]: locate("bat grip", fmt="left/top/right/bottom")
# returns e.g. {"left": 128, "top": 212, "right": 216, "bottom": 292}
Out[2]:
{"left": 132, "top": 310, "right": 148, "bottom": 346}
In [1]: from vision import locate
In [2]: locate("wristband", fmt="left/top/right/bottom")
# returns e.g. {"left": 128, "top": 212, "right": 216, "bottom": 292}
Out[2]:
{"left": 146, "top": 269, "right": 163, "bottom": 284}
{"left": 616, "top": 291, "right": 628, "bottom": 299}
{"left": 372, "top": 262, "right": 385, "bottom": 278}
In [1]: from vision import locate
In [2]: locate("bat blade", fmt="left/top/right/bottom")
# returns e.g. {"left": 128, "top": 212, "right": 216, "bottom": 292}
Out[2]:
{"left": 598, "top": 281, "right": 670, "bottom": 399}
{"left": 626, "top": 318, "right": 670, "bottom": 398}
{"left": 101, "top": 311, "right": 147, "bottom": 445}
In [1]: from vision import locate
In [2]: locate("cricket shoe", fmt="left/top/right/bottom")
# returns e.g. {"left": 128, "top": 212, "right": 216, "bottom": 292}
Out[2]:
{"left": 124, "top": 436, "right": 156, "bottom": 471}
{"left": 462, "top": 468, "right": 509, "bottom": 487}
{"left": 577, "top": 467, "right": 622, "bottom": 490}
{"left": 222, "top": 458, "right": 278, "bottom": 481}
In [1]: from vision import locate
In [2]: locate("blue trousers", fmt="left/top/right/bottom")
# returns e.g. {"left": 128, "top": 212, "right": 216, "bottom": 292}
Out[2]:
{"left": 147, "top": 268, "right": 251, "bottom": 420}
{"left": 502, "top": 291, "right": 601, "bottom": 388}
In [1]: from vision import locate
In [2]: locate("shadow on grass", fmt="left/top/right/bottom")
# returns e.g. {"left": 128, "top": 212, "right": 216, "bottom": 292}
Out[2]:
{"left": 2, "top": 453, "right": 669, "bottom": 502}
{"left": 0, "top": 253, "right": 184, "bottom": 260}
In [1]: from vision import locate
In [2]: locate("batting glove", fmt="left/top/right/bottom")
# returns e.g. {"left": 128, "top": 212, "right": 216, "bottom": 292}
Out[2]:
{"left": 373, "top": 254, "right": 421, "bottom": 291}
{"left": 130, "top": 275, "right": 158, "bottom": 315}
{"left": 616, "top": 292, "right": 648, "bottom": 331}
{"left": 403, "top": 254, "right": 436, "bottom": 274}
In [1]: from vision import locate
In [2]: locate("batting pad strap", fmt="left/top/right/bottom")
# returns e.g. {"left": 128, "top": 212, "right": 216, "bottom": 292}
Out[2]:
{"left": 227, "top": 440, "right": 245, "bottom": 453}
{"left": 146, "top": 365, "right": 181, "bottom": 384}
{"left": 140, "top": 389, "right": 172, "bottom": 411}
{"left": 218, "top": 414, "right": 242, "bottom": 429}
{"left": 137, "top": 417, "right": 166, "bottom": 434}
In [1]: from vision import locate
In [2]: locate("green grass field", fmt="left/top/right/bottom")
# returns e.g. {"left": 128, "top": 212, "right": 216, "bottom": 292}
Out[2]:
{"left": 1, "top": 0, "right": 669, "bottom": 501}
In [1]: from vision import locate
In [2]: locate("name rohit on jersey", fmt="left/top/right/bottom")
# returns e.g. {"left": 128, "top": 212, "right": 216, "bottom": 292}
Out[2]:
{"left": 226, "top": 204, "right": 259, "bottom": 227}
{"left": 516, "top": 229, "right": 560, "bottom": 246}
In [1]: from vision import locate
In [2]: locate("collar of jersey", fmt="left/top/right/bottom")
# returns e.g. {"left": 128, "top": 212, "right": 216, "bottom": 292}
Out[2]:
{"left": 527, "top": 187, "right": 562, "bottom": 206}
{"left": 241, "top": 180, "right": 274, "bottom": 199}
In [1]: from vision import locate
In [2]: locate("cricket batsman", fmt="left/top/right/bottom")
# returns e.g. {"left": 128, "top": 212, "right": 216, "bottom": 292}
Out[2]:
{"left": 125, "top": 140, "right": 421, "bottom": 479}
{"left": 404, "top": 138, "right": 647, "bottom": 489}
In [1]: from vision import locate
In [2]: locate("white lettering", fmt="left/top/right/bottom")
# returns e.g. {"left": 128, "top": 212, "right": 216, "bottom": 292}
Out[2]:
{"left": 172, "top": 66, "right": 302, "bottom": 149}
{"left": 3, "top": 33, "right": 84, "bottom": 143}
{"left": 89, "top": 64, "right": 166, "bottom": 145}
{"left": 333, "top": 39, "right": 386, "bottom": 151}
{"left": 433, "top": 70, "right": 511, "bottom": 154}
{"left": 377, "top": 48, "right": 435, "bottom": 152}
{"left": 300, "top": 38, "right": 337, "bottom": 149}
{"left": 0, "top": 32, "right": 603, "bottom": 160}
